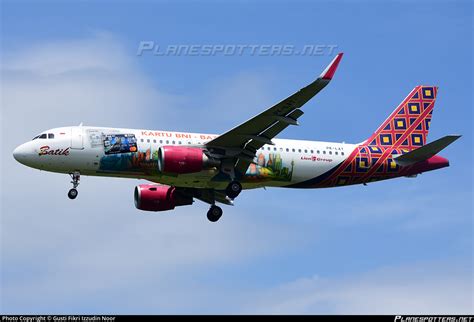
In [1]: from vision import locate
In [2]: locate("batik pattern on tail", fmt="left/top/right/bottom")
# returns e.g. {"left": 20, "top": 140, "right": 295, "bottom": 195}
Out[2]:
{"left": 289, "top": 86, "right": 438, "bottom": 188}
{"left": 365, "top": 85, "right": 437, "bottom": 150}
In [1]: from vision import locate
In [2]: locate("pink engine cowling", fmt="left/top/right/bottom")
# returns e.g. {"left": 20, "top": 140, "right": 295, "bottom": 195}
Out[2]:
{"left": 134, "top": 184, "right": 193, "bottom": 211}
{"left": 157, "top": 146, "right": 219, "bottom": 174}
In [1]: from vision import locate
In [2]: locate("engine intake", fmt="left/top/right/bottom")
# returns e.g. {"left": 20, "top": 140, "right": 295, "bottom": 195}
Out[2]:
{"left": 134, "top": 184, "right": 193, "bottom": 212}
{"left": 158, "top": 146, "right": 219, "bottom": 175}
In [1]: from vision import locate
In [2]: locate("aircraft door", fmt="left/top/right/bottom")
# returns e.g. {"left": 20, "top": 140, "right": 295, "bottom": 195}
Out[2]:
{"left": 71, "top": 126, "right": 84, "bottom": 150}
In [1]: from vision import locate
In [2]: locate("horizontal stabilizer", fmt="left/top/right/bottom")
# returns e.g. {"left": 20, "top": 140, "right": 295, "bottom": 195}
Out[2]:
{"left": 394, "top": 135, "right": 461, "bottom": 166}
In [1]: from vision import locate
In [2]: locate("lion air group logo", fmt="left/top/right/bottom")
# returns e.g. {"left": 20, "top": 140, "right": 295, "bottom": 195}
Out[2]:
{"left": 38, "top": 146, "right": 70, "bottom": 156}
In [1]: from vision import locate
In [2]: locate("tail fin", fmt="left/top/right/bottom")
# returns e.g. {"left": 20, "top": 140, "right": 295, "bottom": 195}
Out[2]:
{"left": 365, "top": 86, "right": 437, "bottom": 151}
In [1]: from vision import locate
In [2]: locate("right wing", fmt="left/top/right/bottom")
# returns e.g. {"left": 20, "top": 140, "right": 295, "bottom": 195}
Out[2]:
{"left": 206, "top": 53, "right": 344, "bottom": 175}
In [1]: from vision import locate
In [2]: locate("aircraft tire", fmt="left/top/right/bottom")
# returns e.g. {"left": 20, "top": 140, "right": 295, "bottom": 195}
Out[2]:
{"left": 207, "top": 205, "right": 223, "bottom": 222}
{"left": 226, "top": 181, "right": 242, "bottom": 199}
{"left": 68, "top": 188, "right": 78, "bottom": 199}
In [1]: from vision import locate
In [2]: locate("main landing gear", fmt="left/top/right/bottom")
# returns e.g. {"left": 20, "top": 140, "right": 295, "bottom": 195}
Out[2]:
{"left": 225, "top": 180, "right": 242, "bottom": 199}
{"left": 206, "top": 180, "right": 241, "bottom": 222}
{"left": 207, "top": 205, "right": 223, "bottom": 222}
{"left": 68, "top": 171, "right": 80, "bottom": 200}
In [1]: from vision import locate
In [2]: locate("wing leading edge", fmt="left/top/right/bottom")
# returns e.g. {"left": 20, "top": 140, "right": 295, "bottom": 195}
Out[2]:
{"left": 206, "top": 53, "right": 344, "bottom": 176}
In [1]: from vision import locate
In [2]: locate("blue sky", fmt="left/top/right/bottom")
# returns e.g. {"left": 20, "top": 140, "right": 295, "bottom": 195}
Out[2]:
{"left": 1, "top": 0, "right": 472, "bottom": 314}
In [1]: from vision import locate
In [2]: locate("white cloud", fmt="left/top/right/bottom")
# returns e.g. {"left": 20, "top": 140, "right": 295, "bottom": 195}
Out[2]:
{"left": 241, "top": 261, "right": 474, "bottom": 314}
{"left": 4, "top": 32, "right": 130, "bottom": 77}
{"left": 1, "top": 32, "right": 176, "bottom": 136}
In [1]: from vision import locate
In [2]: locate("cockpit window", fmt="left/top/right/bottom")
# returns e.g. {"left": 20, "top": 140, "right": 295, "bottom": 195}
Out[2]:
{"left": 32, "top": 133, "right": 54, "bottom": 140}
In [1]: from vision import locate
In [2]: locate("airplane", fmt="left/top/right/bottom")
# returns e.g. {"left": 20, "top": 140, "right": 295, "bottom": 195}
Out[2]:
{"left": 12, "top": 53, "right": 461, "bottom": 222}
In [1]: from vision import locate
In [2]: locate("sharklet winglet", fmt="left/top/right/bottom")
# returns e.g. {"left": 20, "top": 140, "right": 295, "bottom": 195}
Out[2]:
{"left": 320, "top": 53, "right": 344, "bottom": 80}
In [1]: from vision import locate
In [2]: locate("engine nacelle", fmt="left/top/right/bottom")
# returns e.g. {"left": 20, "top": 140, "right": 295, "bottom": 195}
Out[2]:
{"left": 134, "top": 184, "right": 193, "bottom": 212}
{"left": 158, "top": 146, "right": 220, "bottom": 175}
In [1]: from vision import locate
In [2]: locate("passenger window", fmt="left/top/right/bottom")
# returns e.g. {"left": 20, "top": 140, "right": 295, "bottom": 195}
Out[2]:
{"left": 147, "top": 139, "right": 150, "bottom": 143}
{"left": 329, "top": 151, "right": 332, "bottom": 155}
{"left": 172, "top": 141, "right": 175, "bottom": 144}
{"left": 341, "top": 152, "right": 345, "bottom": 156}
{"left": 323, "top": 151, "right": 326, "bottom": 154}
{"left": 310, "top": 150, "right": 313, "bottom": 153}
{"left": 286, "top": 148, "right": 289, "bottom": 152}
{"left": 335, "top": 151, "right": 338, "bottom": 155}
{"left": 153, "top": 139, "right": 156, "bottom": 143}
{"left": 274, "top": 147, "right": 277, "bottom": 151}
{"left": 48, "top": 133, "right": 54, "bottom": 139}
{"left": 298, "top": 149, "right": 301, "bottom": 153}
{"left": 280, "top": 148, "right": 283, "bottom": 152}
{"left": 166, "top": 140, "right": 169, "bottom": 144}
{"left": 268, "top": 147, "right": 271, "bottom": 151}
{"left": 141, "top": 139, "right": 144, "bottom": 142}
{"left": 39, "top": 134, "right": 47, "bottom": 139}
{"left": 160, "top": 140, "right": 163, "bottom": 144}
{"left": 292, "top": 148, "right": 295, "bottom": 152}
{"left": 317, "top": 150, "right": 320, "bottom": 154}
{"left": 304, "top": 149, "right": 307, "bottom": 153}
{"left": 178, "top": 141, "right": 182, "bottom": 145}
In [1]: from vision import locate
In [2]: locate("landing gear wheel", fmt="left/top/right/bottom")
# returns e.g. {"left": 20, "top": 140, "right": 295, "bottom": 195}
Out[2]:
{"left": 207, "top": 205, "right": 223, "bottom": 222}
{"left": 68, "top": 188, "right": 78, "bottom": 199}
{"left": 68, "top": 171, "right": 81, "bottom": 200}
{"left": 225, "top": 180, "right": 242, "bottom": 199}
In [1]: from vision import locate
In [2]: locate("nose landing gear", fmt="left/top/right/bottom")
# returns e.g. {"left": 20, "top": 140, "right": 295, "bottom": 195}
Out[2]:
{"left": 68, "top": 171, "right": 80, "bottom": 199}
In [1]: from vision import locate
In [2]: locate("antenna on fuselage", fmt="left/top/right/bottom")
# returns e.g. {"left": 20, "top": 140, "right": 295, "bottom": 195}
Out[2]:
{"left": 78, "top": 122, "right": 83, "bottom": 127}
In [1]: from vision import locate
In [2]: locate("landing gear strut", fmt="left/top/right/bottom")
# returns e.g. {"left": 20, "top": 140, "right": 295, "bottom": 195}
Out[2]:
{"left": 207, "top": 205, "right": 223, "bottom": 222}
{"left": 68, "top": 171, "right": 80, "bottom": 199}
{"left": 225, "top": 180, "right": 242, "bottom": 199}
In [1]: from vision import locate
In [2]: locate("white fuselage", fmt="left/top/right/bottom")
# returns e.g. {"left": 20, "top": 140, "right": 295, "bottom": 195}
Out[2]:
{"left": 13, "top": 126, "right": 357, "bottom": 190}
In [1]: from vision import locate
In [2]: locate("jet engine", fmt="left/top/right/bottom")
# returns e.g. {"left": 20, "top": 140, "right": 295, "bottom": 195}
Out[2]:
{"left": 134, "top": 184, "right": 193, "bottom": 212}
{"left": 157, "top": 146, "right": 220, "bottom": 175}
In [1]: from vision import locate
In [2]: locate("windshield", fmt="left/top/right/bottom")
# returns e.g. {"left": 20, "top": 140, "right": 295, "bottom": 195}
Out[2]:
{"left": 32, "top": 133, "right": 53, "bottom": 140}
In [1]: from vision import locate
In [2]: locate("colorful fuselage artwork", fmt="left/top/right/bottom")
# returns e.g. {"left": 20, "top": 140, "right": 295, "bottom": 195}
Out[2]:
{"left": 99, "top": 133, "right": 159, "bottom": 175}
{"left": 245, "top": 152, "right": 294, "bottom": 182}
{"left": 97, "top": 132, "right": 296, "bottom": 182}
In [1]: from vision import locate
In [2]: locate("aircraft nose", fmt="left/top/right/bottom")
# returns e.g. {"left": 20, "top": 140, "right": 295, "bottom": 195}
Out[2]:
{"left": 13, "top": 143, "right": 30, "bottom": 164}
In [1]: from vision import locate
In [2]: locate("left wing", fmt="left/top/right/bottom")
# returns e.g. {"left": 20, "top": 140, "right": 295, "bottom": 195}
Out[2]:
{"left": 206, "top": 53, "right": 344, "bottom": 175}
